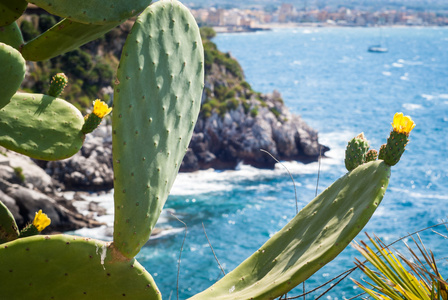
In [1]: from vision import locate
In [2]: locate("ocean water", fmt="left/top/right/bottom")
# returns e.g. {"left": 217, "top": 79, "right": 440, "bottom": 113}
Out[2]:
{"left": 75, "top": 27, "right": 448, "bottom": 299}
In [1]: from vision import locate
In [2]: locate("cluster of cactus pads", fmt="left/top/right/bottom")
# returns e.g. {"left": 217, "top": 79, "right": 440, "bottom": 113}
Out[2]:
{"left": 0, "top": 0, "right": 414, "bottom": 298}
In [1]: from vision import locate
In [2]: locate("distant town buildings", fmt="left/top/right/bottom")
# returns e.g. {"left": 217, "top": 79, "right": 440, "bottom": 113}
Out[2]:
{"left": 190, "top": 4, "right": 448, "bottom": 30}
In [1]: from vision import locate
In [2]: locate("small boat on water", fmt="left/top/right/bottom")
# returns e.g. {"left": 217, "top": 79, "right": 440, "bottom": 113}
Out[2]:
{"left": 368, "top": 45, "right": 388, "bottom": 53}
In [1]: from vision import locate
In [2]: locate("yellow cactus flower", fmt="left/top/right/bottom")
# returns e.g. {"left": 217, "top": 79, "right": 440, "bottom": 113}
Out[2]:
{"left": 391, "top": 112, "right": 415, "bottom": 135}
{"left": 92, "top": 99, "right": 112, "bottom": 118}
{"left": 33, "top": 210, "right": 51, "bottom": 232}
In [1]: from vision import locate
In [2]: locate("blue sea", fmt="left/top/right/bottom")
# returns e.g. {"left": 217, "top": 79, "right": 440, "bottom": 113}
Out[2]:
{"left": 77, "top": 27, "right": 448, "bottom": 299}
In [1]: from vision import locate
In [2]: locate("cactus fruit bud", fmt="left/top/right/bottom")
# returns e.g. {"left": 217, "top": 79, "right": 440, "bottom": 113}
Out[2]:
{"left": 383, "top": 112, "right": 415, "bottom": 166}
{"left": 344, "top": 132, "right": 370, "bottom": 171}
{"left": 378, "top": 144, "right": 386, "bottom": 160}
{"left": 19, "top": 210, "right": 51, "bottom": 237}
{"left": 365, "top": 149, "right": 378, "bottom": 162}
{"left": 48, "top": 73, "right": 68, "bottom": 97}
{"left": 81, "top": 99, "right": 112, "bottom": 134}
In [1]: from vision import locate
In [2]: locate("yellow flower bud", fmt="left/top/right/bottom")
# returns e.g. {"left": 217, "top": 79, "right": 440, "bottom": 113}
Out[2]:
{"left": 92, "top": 99, "right": 112, "bottom": 118}
{"left": 33, "top": 210, "right": 51, "bottom": 232}
{"left": 391, "top": 112, "right": 415, "bottom": 135}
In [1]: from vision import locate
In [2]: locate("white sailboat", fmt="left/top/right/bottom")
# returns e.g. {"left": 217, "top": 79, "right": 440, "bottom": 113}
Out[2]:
{"left": 368, "top": 27, "right": 388, "bottom": 53}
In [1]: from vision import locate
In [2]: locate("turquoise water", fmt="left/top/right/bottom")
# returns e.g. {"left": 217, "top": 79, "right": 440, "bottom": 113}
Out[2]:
{"left": 85, "top": 27, "right": 448, "bottom": 299}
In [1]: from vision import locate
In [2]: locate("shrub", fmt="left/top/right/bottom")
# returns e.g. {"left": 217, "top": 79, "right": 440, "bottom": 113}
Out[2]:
{"left": 250, "top": 107, "right": 258, "bottom": 118}
{"left": 270, "top": 107, "right": 281, "bottom": 120}
{"left": 226, "top": 98, "right": 239, "bottom": 110}
{"left": 13, "top": 167, "right": 25, "bottom": 183}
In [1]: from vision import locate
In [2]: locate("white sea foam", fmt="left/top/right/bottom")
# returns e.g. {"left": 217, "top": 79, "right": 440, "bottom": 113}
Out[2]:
{"left": 421, "top": 94, "right": 435, "bottom": 101}
{"left": 382, "top": 71, "right": 392, "bottom": 76}
{"left": 402, "top": 103, "right": 422, "bottom": 110}
{"left": 392, "top": 62, "right": 404, "bottom": 68}
{"left": 170, "top": 130, "right": 349, "bottom": 196}
{"left": 400, "top": 73, "right": 409, "bottom": 81}
{"left": 390, "top": 187, "right": 448, "bottom": 200}
{"left": 439, "top": 94, "right": 448, "bottom": 99}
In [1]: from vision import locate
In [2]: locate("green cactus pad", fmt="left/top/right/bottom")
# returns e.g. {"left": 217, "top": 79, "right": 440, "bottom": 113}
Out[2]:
{"left": 0, "top": 93, "right": 85, "bottom": 160}
{"left": 190, "top": 161, "right": 391, "bottom": 300}
{"left": 0, "top": 22, "right": 24, "bottom": 49}
{"left": 0, "top": 234, "right": 161, "bottom": 299}
{"left": 20, "top": 18, "right": 120, "bottom": 61}
{"left": 0, "top": 0, "right": 27, "bottom": 27}
{"left": 48, "top": 73, "right": 68, "bottom": 97}
{"left": 345, "top": 132, "right": 370, "bottom": 171}
{"left": 27, "top": 0, "right": 152, "bottom": 25}
{"left": 0, "top": 43, "right": 26, "bottom": 109}
{"left": 0, "top": 201, "right": 19, "bottom": 244}
{"left": 113, "top": 0, "right": 204, "bottom": 258}
{"left": 383, "top": 130, "right": 409, "bottom": 166}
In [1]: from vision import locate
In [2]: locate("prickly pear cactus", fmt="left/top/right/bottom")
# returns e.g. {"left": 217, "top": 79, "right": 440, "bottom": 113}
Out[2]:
{"left": 365, "top": 149, "right": 378, "bottom": 163}
{"left": 190, "top": 161, "right": 391, "bottom": 300}
{"left": 0, "top": 0, "right": 27, "bottom": 27}
{"left": 382, "top": 112, "right": 415, "bottom": 166}
{"left": 0, "top": 0, "right": 416, "bottom": 298}
{"left": 0, "top": 22, "right": 24, "bottom": 49}
{"left": 0, "top": 235, "right": 161, "bottom": 299}
{"left": 378, "top": 143, "right": 386, "bottom": 160}
{"left": 345, "top": 132, "right": 370, "bottom": 171}
{"left": 0, "top": 42, "right": 26, "bottom": 109}
{"left": 112, "top": 0, "right": 204, "bottom": 258}
{"left": 0, "top": 201, "right": 19, "bottom": 244}
{"left": 48, "top": 73, "right": 68, "bottom": 98}
{"left": 21, "top": 18, "right": 121, "bottom": 61}
{"left": 28, "top": 0, "right": 152, "bottom": 25}
{"left": 0, "top": 93, "right": 85, "bottom": 160}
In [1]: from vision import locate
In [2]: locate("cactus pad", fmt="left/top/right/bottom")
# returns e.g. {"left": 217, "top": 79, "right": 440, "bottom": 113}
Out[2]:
{"left": 345, "top": 132, "right": 370, "bottom": 171}
{"left": 0, "top": 0, "right": 27, "bottom": 27}
{"left": 190, "top": 161, "right": 391, "bottom": 300}
{"left": 113, "top": 0, "right": 204, "bottom": 258}
{"left": 0, "top": 22, "right": 24, "bottom": 49}
{"left": 383, "top": 130, "right": 408, "bottom": 166}
{"left": 0, "top": 93, "right": 85, "bottom": 160}
{"left": 0, "top": 201, "right": 19, "bottom": 244}
{"left": 20, "top": 18, "right": 120, "bottom": 61}
{"left": 0, "top": 43, "right": 25, "bottom": 109}
{"left": 0, "top": 234, "right": 161, "bottom": 299}
{"left": 27, "top": 0, "right": 152, "bottom": 25}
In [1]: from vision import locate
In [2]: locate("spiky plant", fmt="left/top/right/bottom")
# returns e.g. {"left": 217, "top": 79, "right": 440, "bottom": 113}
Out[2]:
{"left": 352, "top": 233, "right": 448, "bottom": 300}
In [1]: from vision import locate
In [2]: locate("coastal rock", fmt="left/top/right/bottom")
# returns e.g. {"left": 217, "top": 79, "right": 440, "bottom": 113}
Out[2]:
{"left": 0, "top": 179, "right": 102, "bottom": 232}
{"left": 42, "top": 124, "right": 114, "bottom": 191}
{"left": 0, "top": 149, "right": 53, "bottom": 193}
{"left": 181, "top": 91, "right": 328, "bottom": 171}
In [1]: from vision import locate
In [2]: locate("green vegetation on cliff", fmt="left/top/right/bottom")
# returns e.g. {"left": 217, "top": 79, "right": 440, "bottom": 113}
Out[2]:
{"left": 19, "top": 12, "right": 279, "bottom": 119}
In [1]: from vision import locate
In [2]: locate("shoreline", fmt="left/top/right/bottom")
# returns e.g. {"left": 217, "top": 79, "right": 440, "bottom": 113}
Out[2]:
{"left": 213, "top": 23, "right": 447, "bottom": 33}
